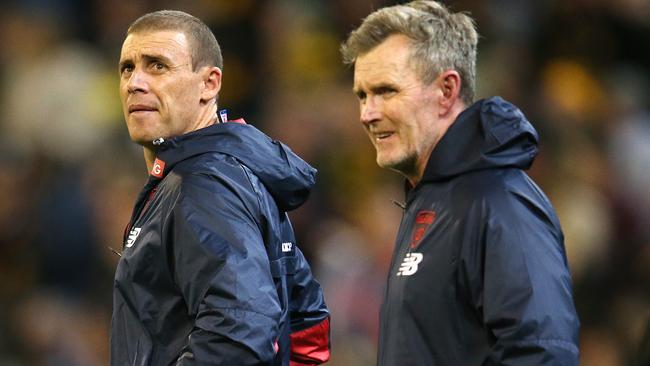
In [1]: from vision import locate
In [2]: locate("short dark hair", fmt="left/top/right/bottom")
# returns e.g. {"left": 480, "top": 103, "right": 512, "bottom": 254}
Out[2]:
{"left": 127, "top": 10, "right": 223, "bottom": 71}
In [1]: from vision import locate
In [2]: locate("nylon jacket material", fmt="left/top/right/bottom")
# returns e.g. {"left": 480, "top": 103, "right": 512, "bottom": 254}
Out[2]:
{"left": 110, "top": 121, "right": 330, "bottom": 366}
{"left": 377, "top": 97, "right": 580, "bottom": 365}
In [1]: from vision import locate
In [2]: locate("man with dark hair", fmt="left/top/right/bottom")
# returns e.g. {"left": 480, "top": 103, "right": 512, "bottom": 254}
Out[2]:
{"left": 126, "top": 10, "right": 223, "bottom": 71}
{"left": 342, "top": 1, "right": 579, "bottom": 365}
{"left": 111, "top": 10, "right": 330, "bottom": 366}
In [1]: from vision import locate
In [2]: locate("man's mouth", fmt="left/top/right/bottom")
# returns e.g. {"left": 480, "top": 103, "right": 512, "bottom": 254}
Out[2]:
{"left": 128, "top": 104, "right": 158, "bottom": 113}
{"left": 373, "top": 131, "right": 394, "bottom": 141}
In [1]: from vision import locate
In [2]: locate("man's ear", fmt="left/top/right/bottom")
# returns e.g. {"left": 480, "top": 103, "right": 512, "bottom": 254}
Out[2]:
{"left": 200, "top": 66, "right": 222, "bottom": 102}
{"left": 437, "top": 70, "right": 461, "bottom": 116}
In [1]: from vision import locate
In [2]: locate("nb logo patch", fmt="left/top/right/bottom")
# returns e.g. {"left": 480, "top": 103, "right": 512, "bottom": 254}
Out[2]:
{"left": 397, "top": 252, "right": 423, "bottom": 276}
{"left": 126, "top": 227, "right": 141, "bottom": 248}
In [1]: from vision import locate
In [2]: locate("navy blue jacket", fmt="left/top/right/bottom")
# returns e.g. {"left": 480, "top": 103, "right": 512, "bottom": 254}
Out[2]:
{"left": 378, "top": 97, "right": 580, "bottom": 365}
{"left": 110, "top": 121, "right": 330, "bottom": 366}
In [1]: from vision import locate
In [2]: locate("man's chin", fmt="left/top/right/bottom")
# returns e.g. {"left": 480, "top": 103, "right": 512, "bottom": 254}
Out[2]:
{"left": 377, "top": 154, "right": 414, "bottom": 174}
{"left": 128, "top": 134, "right": 157, "bottom": 148}
{"left": 376, "top": 156, "right": 399, "bottom": 170}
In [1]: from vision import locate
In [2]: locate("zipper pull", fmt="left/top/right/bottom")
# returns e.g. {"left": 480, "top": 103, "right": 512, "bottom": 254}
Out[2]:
{"left": 391, "top": 199, "right": 406, "bottom": 210}
{"left": 108, "top": 246, "right": 122, "bottom": 257}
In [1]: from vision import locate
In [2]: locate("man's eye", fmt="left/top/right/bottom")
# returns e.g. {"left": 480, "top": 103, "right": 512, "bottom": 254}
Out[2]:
{"left": 377, "top": 87, "right": 397, "bottom": 96}
{"left": 152, "top": 62, "right": 166, "bottom": 71}
{"left": 120, "top": 65, "right": 133, "bottom": 74}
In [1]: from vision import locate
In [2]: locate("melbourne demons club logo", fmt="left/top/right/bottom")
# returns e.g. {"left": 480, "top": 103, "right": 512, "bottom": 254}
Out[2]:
{"left": 410, "top": 210, "right": 436, "bottom": 248}
{"left": 151, "top": 158, "right": 166, "bottom": 178}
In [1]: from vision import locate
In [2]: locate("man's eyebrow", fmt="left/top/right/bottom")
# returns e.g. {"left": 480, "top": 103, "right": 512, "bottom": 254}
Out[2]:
{"left": 118, "top": 58, "right": 133, "bottom": 70}
{"left": 141, "top": 53, "right": 173, "bottom": 64}
{"left": 371, "top": 82, "right": 398, "bottom": 92}
{"left": 352, "top": 82, "right": 397, "bottom": 95}
{"left": 118, "top": 53, "right": 174, "bottom": 69}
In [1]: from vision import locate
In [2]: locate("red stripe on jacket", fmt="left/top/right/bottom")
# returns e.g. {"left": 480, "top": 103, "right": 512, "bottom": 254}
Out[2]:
{"left": 290, "top": 317, "right": 330, "bottom": 365}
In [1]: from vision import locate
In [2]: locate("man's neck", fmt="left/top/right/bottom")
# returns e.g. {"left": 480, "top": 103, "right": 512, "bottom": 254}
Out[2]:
{"left": 140, "top": 101, "right": 220, "bottom": 174}
{"left": 404, "top": 101, "right": 468, "bottom": 187}
{"left": 144, "top": 147, "right": 156, "bottom": 173}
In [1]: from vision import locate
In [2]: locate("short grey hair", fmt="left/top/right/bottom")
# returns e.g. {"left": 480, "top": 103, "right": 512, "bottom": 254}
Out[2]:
{"left": 341, "top": 1, "right": 478, "bottom": 104}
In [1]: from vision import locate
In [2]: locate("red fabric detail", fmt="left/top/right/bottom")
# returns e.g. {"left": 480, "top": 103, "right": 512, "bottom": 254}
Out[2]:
{"left": 229, "top": 118, "right": 246, "bottom": 124}
{"left": 415, "top": 210, "right": 436, "bottom": 224}
{"left": 410, "top": 210, "right": 436, "bottom": 248}
{"left": 290, "top": 318, "right": 330, "bottom": 364}
{"left": 140, "top": 188, "right": 157, "bottom": 219}
{"left": 150, "top": 158, "right": 165, "bottom": 178}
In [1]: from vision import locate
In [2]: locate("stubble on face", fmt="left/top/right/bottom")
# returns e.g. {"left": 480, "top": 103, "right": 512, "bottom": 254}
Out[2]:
{"left": 119, "top": 31, "right": 203, "bottom": 147}
{"left": 353, "top": 35, "right": 441, "bottom": 183}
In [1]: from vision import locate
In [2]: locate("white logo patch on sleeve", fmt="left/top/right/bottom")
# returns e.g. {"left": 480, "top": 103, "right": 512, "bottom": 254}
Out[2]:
{"left": 281, "top": 242, "right": 293, "bottom": 252}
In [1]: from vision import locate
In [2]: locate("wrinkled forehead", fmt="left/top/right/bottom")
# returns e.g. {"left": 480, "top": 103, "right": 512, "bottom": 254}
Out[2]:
{"left": 354, "top": 57, "right": 403, "bottom": 85}
{"left": 353, "top": 35, "right": 415, "bottom": 87}
{"left": 120, "top": 30, "right": 191, "bottom": 62}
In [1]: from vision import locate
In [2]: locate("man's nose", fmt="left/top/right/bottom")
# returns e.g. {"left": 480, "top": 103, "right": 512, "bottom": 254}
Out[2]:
{"left": 360, "top": 96, "right": 380, "bottom": 125}
{"left": 126, "top": 68, "right": 148, "bottom": 94}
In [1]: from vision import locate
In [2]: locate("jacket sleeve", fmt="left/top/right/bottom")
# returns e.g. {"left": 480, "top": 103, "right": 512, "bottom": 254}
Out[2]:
{"left": 288, "top": 247, "right": 331, "bottom": 365}
{"left": 168, "top": 175, "right": 281, "bottom": 365}
{"left": 476, "top": 189, "right": 580, "bottom": 365}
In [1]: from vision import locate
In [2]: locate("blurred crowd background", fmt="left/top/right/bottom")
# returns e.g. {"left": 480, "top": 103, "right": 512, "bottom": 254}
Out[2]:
{"left": 0, "top": 0, "right": 648, "bottom": 365}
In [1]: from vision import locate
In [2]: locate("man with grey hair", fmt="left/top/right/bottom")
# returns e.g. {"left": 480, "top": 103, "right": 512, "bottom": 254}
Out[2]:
{"left": 341, "top": 1, "right": 579, "bottom": 365}
{"left": 111, "top": 10, "right": 330, "bottom": 366}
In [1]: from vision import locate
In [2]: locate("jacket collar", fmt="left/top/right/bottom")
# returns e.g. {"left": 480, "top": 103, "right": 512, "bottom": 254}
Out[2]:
{"left": 420, "top": 96, "right": 539, "bottom": 184}
{"left": 146, "top": 120, "right": 317, "bottom": 211}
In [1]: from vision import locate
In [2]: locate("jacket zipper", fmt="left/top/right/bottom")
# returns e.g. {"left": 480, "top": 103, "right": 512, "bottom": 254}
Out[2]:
{"left": 121, "top": 179, "right": 160, "bottom": 251}
{"left": 379, "top": 193, "right": 414, "bottom": 362}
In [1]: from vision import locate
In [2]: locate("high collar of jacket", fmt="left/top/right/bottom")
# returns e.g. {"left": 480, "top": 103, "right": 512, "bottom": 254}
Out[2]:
{"left": 150, "top": 121, "right": 316, "bottom": 212}
{"left": 421, "top": 96, "right": 539, "bottom": 184}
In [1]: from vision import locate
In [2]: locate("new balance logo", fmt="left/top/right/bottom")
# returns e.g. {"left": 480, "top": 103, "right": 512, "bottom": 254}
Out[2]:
{"left": 126, "top": 227, "right": 141, "bottom": 248}
{"left": 397, "top": 253, "right": 423, "bottom": 276}
{"left": 282, "top": 242, "right": 293, "bottom": 252}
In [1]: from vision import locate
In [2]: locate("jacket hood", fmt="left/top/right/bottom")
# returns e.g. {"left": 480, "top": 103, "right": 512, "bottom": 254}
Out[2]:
{"left": 152, "top": 121, "right": 316, "bottom": 211}
{"left": 422, "top": 97, "right": 539, "bottom": 183}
